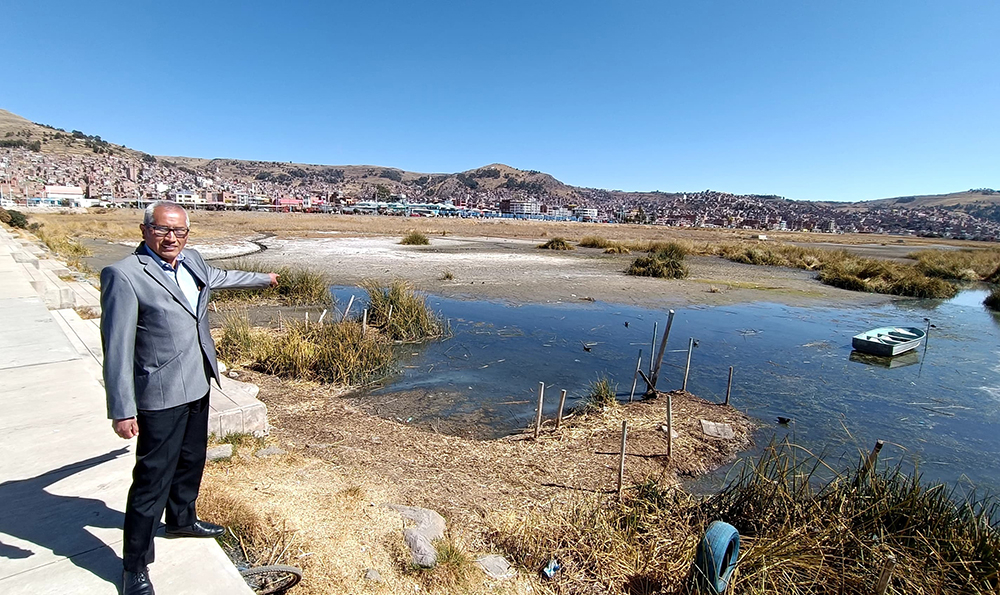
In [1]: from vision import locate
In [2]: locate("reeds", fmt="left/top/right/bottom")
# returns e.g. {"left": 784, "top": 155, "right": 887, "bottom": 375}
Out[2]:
{"left": 577, "top": 376, "right": 619, "bottom": 414}
{"left": 400, "top": 231, "right": 430, "bottom": 245}
{"left": 212, "top": 261, "right": 332, "bottom": 306}
{"left": 818, "top": 256, "right": 958, "bottom": 299}
{"left": 626, "top": 242, "right": 690, "bottom": 279}
{"left": 538, "top": 237, "right": 575, "bottom": 250}
{"left": 909, "top": 247, "right": 1000, "bottom": 281}
{"left": 488, "top": 440, "right": 1000, "bottom": 594}
{"left": 217, "top": 312, "right": 394, "bottom": 385}
{"left": 361, "top": 279, "right": 444, "bottom": 342}
{"left": 579, "top": 235, "right": 615, "bottom": 249}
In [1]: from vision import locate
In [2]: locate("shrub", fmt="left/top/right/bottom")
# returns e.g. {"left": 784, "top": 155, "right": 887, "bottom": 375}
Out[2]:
{"left": 0, "top": 207, "right": 10, "bottom": 225}
{"left": 6, "top": 209, "right": 28, "bottom": 229}
{"left": 400, "top": 231, "right": 430, "bottom": 245}
{"left": 626, "top": 243, "right": 689, "bottom": 279}
{"left": 984, "top": 287, "right": 1000, "bottom": 311}
{"left": 538, "top": 237, "right": 574, "bottom": 250}
{"left": 361, "top": 279, "right": 443, "bottom": 342}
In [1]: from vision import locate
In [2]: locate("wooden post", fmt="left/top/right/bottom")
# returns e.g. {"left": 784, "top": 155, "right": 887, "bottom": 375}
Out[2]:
{"left": 617, "top": 420, "right": 628, "bottom": 498}
{"left": 305, "top": 311, "right": 309, "bottom": 326}
{"left": 362, "top": 309, "right": 368, "bottom": 334}
{"left": 278, "top": 310, "right": 283, "bottom": 332}
{"left": 682, "top": 337, "right": 694, "bottom": 391}
{"left": 555, "top": 389, "right": 568, "bottom": 429}
{"left": 864, "top": 440, "right": 884, "bottom": 476}
{"left": 725, "top": 366, "right": 734, "bottom": 406}
{"left": 666, "top": 392, "right": 673, "bottom": 460}
{"left": 386, "top": 304, "right": 393, "bottom": 325}
{"left": 342, "top": 295, "right": 355, "bottom": 322}
{"left": 318, "top": 309, "right": 327, "bottom": 324}
{"left": 648, "top": 322, "right": 657, "bottom": 376}
{"left": 650, "top": 310, "right": 675, "bottom": 388}
{"left": 629, "top": 350, "right": 642, "bottom": 403}
{"left": 875, "top": 553, "right": 896, "bottom": 595}
{"left": 534, "top": 382, "right": 545, "bottom": 438}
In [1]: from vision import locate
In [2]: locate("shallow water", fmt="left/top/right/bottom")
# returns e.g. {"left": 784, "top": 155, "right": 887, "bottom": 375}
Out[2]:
{"left": 333, "top": 286, "right": 1000, "bottom": 493}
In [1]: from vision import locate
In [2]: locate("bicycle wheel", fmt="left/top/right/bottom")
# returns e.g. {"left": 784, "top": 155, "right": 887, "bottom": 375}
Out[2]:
{"left": 240, "top": 564, "right": 303, "bottom": 595}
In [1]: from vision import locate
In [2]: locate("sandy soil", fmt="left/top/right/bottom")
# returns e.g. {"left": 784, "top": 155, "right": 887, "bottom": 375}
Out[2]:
{"left": 236, "top": 234, "right": 893, "bottom": 309}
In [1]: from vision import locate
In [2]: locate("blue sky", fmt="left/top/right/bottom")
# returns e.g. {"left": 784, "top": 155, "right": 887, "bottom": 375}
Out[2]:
{"left": 4, "top": 1, "right": 997, "bottom": 201}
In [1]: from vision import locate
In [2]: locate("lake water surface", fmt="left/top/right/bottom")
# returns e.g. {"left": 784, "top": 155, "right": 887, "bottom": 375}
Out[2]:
{"left": 333, "top": 287, "right": 1000, "bottom": 493}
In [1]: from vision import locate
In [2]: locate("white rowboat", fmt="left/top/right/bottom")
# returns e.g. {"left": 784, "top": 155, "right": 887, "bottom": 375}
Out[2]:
{"left": 851, "top": 326, "right": 925, "bottom": 357}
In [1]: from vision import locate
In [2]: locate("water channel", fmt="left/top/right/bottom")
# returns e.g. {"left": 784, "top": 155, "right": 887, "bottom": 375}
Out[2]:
{"left": 333, "top": 286, "right": 1000, "bottom": 494}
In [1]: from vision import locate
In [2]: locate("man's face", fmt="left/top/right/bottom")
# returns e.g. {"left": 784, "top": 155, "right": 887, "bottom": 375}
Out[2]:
{"left": 140, "top": 207, "right": 188, "bottom": 264}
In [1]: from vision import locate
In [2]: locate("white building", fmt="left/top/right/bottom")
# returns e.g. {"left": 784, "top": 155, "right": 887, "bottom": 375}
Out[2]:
{"left": 574, "top": 207, "right": 598, "bottom": 221}
{"left": 44, "top": 185, "right": 95, "bottom": 207}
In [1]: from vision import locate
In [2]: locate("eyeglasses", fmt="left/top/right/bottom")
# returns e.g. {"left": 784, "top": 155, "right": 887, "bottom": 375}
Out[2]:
{"left": 147, "top": 224, "right": 190, "bottom": 238}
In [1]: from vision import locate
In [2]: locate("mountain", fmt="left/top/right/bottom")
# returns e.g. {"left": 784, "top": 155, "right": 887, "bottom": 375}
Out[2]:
{"left": 0, "top": 108, "right": 144, "bottom": 159}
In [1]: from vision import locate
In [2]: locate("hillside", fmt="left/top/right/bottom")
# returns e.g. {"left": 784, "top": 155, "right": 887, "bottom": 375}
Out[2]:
{"left": 0, "top": 108, "right": 145, "bottom": 159}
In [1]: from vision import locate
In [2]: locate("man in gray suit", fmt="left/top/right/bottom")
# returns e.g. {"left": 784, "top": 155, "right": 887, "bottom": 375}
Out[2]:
{"left": 101, "top": 201, "right": 278, "bottom": 595}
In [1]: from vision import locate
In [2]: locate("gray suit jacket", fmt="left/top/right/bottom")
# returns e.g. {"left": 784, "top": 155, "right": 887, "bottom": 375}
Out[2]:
{"left": 101, "top": 244, "right": 272, "bottom": 420}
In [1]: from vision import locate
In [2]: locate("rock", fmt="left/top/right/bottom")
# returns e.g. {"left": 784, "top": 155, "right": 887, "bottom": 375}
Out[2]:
{"left": 659, "top": 425, "right": 680, "bottom": 439}
{"left": 404, "top": 528, "right": 437, "bottom": 567}
{"left": 388, "top": 504, "right": 447, "bottom": 567}
{"left": 228, "top": 370, "right": 240, "bottom": 379}
{"left": 254, "top": 446, "right": 285, "bottom": 458}
{"left": 206, "top": 444, "right": 233, "bottom": 461}
{"left": 476, "top": 554, "right": 515, "bottom": 580}
{"left": 700, "top": 419, "right": 736, "bottom": 440}
{"left": 363, "top": 568, "right": 383, "bottom": 582}
{"left": 218, "top": 361, "right": 228, "bottom": 374}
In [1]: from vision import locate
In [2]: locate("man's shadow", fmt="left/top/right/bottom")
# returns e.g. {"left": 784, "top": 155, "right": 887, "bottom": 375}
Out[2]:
{"left": 0, "top": 448, "right": 129, "bottom": 588}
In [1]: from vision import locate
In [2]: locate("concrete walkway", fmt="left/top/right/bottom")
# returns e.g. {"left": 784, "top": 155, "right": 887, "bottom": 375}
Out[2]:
{"left": 0, "top": 227, "right": 254, "bottom": 594}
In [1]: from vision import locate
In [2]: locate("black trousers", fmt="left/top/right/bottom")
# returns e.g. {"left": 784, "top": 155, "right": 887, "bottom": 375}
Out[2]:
{"left": 122, "top": 394, "right": 209, "bottom": 572}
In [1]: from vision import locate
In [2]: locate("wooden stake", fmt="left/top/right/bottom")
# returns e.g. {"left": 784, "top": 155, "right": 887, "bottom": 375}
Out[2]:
{"left": 725, "top": 366, "right": 734, "bottom": 406}
{"left": 682, "top": 337, "right": 694, "bottom": 391}
{"left": 875, "top": 553, "right": 896, "bottom": 595}
{"left": 864, "top": 440, "right": 884, "bottom": 476}
{"left": 629, "top": 350, "right": 642, "bottom": 403}
{"left": 617, "top": 420, "right": 628, "bottom": 498}
{"left": 666, "top": 392, "right": 673, "bottom": 460}
{"left": 650, "top": 309, "right": 675, "bottom": 388}
{"left": 342, "top": 295, "right": 355, "bottom": 321}
{"left": 278, "top": 310, "right": 283, "bottom": 332}
{"left": 362, "top": 309, "right": 368, "bottom": 333}
{"left": 386, "top": 304, "right": 393, "bottom": 325}
{"left": 556, "top": 389, "right": 568, "bottom": 429}
{"left": 648, "top": 322, "right": 657, "bottom": 375}
{"left": 305, "top": 311, "right": 309, "bottom": 326}
{"left": 318, "top": 309, "right": 327, "bottom": 324}
{"left": 534, "top": 382, "right": 545, "bottom": 438}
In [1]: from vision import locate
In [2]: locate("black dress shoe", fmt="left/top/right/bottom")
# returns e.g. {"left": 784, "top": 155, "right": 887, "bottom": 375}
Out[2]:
{"left": 164, "top": 520, "right": 225, "bottom": 538}
{"left": 123, "top": 567, "right": 155, "bottom": 595}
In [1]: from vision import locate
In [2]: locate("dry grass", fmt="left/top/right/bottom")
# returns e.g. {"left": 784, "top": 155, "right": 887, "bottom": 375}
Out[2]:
{"left": 490, "top": 440, "right": 1000, "bottom": 595}
{"left": 400, "top": 231, "right": 430, "bottom": 245}
{"left": 625, "top": 242, "right": 690, "bottom": 279}
{"left": 577, "top": 375, "right": 619, "bottom": 414}
{"left": 212, "top": 261, "right": 332, "bottom": 307}
{"left": 360, "top": 279, "right": 444, "bottom": 343}
{"left": 538, "top": 237, "right": 574, "bottom": 250}
{"left": 217, "top": 313, "right": 395, "bottom": 385}
{"left": 909, "top": 247, "right": 1000, "bottom": 281}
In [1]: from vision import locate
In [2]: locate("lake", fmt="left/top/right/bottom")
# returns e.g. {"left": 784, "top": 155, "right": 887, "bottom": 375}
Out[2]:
{"left": 333, "top": 286, "right": 1000, "bottom": 494}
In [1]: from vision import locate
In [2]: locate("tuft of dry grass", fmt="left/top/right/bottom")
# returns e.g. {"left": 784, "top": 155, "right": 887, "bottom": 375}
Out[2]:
{"left": 603, "top": 244, "right": 631, "bottom": 254}
{"left": 538, "top": 237, "right": 574, "bottom": 250}
{"left": 577, "top": 375, "right": 619, "bottom": 414}
{"left": 361, "top": 279, "right": 445, "bottom": 343}
{"left": 217, "top": 312, "right": 395, "bottom": 385}
{"left": 626, "top": 242, "right": 690, "bottom": 279}
{"left": 400, "top": 231, "right": 430, "bottom": 245}
{"left": 212, "top": 261, "right": 332, "bottom": 307}
{"left": 909, "top": 247, "right": 1000, "bottom": 281}
{"left": 578, "top": 235, "right": 614, "bottom": 249}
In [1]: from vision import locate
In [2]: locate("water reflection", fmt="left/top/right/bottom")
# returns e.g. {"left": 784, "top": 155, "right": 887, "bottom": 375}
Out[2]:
{"left": 330, "top": 287, "right": 1000, "bottom": 493}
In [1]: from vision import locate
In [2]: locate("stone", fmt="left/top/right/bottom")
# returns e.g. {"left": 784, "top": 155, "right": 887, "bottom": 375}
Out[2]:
{"left": 364, "top": 568, "right": 383, "bottom": 582}
{"left": 254, "top": 446, "right": 285, "bottom": 458}
{"left": 206, "top": 444, "right": 233, "bottom": 461}
{"left": 404, "top": 528, "right": 437, "bottom": 567}
{"left": 659, "top": 425, "right": 680, "bottom": 439}
{"left": 476, "top": 554, "right": 516, "bottom": 580}
{"left": 700, "top": 419, "right": 736, "bottom": 440}
{"left": 388, "top": 504, "right": 447, "bottom": 567}
{"left": 218, "top": 361, "right": 228, "bottom": 374}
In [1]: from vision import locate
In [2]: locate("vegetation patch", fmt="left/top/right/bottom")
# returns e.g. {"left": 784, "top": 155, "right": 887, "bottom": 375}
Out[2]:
{"left": 217, "top": 313, "right": 394, "bottom": 385}
{"left": 577, "top": 375, "right": 619, "bottom": 414}
{"left": 909, "top": 247, "right": 1000, "bottom": 281}
{"left": 538, "top": 237, "right": 574, "bottom": 250}
{"left": 603, "top": 244, "right": 631, "bottom": 254}
{"left": 400, "top": 231, "right": 430, "bottom": 245}
{"left": 489, "top": 441, "right": 1000, "bottom": 594}
{"left": 984, "top": 287, "right": 1000, "bottom": 311}
{"left": 818, "top": 256, "right": 958, "bottom": 299}
{"left": 578, "top": 235, "right": 614, "bottom": 249}
{"left": 626, "top": 242, "right": 690, "bottom": 279}
{"left": 361, "top": 279, "right": 445, "bottom": 343}
{"left": 212, "top": 261, "right": 332, "bottom": 307}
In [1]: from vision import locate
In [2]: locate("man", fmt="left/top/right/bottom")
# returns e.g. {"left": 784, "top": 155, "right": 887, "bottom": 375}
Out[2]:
{"left": 101, "top": 201, "right": 278, "bottom": 595}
